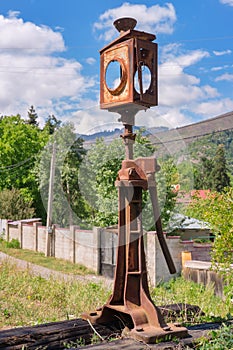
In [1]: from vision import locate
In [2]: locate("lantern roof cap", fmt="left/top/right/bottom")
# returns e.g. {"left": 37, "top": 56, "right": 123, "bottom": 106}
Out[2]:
{"left": 113, "top": 17, "right": 137, "bottom": 32}
{"left": 100, "top": 18, "right": 156, "bottom": 54}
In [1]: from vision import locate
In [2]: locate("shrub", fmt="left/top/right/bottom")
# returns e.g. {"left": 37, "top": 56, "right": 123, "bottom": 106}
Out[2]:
{"left": 0, "top": 188, "right": 35, "bottom": 220}
{"left": 5, "top": 238, "right": 20, "bottom": 249}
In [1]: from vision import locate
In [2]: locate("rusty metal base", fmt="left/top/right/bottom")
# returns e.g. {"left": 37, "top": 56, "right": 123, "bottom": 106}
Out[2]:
{"left": 127, "top": 324, "right": 188, "bottom": 343}
{"left": 82, "top": 306, "right": 188, "bottom": 344}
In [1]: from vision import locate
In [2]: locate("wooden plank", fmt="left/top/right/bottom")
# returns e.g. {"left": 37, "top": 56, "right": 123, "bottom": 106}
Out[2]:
{"left": 0, "top": 319, "right": 117, "bottom": 350}
{"left": 0, "top": 311, "right": 231, "bottom": 349}
{"left": 75, "top": 321, "right": 233, "bottom": 350}
{"left": 184, "top": 260, "right": 212, "bottom": 270}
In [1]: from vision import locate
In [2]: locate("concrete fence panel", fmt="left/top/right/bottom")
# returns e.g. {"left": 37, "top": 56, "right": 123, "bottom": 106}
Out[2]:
{"left": 3, "top": 220, "right": 214, "bottom": 286}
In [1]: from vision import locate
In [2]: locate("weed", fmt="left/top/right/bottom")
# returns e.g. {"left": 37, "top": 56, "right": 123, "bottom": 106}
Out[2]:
{"left": 5, "top": 238, "right": 20, "bottom": 249}
{"left": 150, "top": 277, "right": 232, "bottom": 325}
{"left": 0, "top": 261, "right": 110, "bottom": 328}
{"left": 63, "top": 338, "right": 85, "bottom": 348}
{"left": 195, "top": 323, "right": 233, "bottom": 349}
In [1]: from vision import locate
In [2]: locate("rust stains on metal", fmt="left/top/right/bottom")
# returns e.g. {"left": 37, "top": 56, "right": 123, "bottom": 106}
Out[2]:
{"left": 82, "top": 18, "right": 188, "bottom": 344}
{"left": 100, "top": 17, "right": 158, "bottom": 111}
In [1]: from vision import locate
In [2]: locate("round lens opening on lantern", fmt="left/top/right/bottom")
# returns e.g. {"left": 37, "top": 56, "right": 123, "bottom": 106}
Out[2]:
{"left": 134, "top": 65, "right": 152, "bottom": 94}
{"left": 105, "top": 60, "right": 126, "bottom": 95}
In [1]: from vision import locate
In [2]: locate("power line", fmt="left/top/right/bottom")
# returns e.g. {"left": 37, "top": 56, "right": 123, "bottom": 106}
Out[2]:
{"left": 150, "top": 126, "right": 233, "bottom": 146}
{"left": 0, "top": 34, "right": 232, "bottom": 51}
{"left": 0, "top": 156, "right": 35, "bottom": 171}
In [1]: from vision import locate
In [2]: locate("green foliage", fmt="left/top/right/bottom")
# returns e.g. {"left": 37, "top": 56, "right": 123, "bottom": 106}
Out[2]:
{"left": 157, "top": 158, "right": 179, "bottom": 229}
{"left": 0, "top": 114, "right": 49, "bottom": 219}
{"left": 5, "top": 238, "right": 20, "bottom": 249}
{"left": 43, "top": 114, "right": 61, "bottom": 135}
{"left": 194, "top": 156, "right": 213, "bottom": 190}
{"left": 188, "top": 130, "right": 233, "bottom": 188}
{"left": 0, "top": 115, "right": 47, "bottom": 189}
{"left": 186, "top": 188, "right": 233, "bottom": 298}
{"left": 79, "top": 129, "right": 179, "bottom": 228}
{"left": 0, "top": 188, "right": 35, "bottom": 220}
{"left": 37, "top": 123, "right": 89, "bottom": 227}
{"left": 151, "top": 277, "right": 232, "bottom": 323}
{"left": 192, "top": 144, "right": 230, "bottom": 192}
{"left": 79, "top": 137, "right": 125, "bottom": 227}
{"left": 195, "top": 323, "right": 233, "bottom": 349}
{"left": 211, "top": 144, "right": 230, "bottom": 192}
{"left": 26, "top": 105, "right": 38, "bottom": 127}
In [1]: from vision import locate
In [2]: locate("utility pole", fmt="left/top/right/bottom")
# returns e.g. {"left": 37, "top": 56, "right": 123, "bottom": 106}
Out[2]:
{"left": 45, "top": 142, "right": 56, "bottom": 257}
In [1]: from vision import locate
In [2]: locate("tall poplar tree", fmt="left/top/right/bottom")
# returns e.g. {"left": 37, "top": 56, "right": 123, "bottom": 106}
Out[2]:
{"left": 211, "top": 144, "right": 230, "bottom": 192}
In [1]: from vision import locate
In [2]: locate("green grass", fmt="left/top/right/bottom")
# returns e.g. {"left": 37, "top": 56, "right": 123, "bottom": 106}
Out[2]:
{"left": 150, "top": 277, "right": 233, "bottom": 324}
{"left": 0, "top": 238, "right": 232, "bottom": 347}
{"left": 0, "top": 260, "right": 110, "bottom": 328}
{"left": 0, "top": 261, "right": 232, "bottom": 329}
{"left": 0, "top": 239, "right": 95, "bottom": 275}
{"left": 195, "top": 323, "right": 233, "bottom": 349}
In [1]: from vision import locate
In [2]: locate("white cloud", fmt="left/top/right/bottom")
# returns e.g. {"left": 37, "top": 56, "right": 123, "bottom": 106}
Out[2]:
{"left": 194, "top": 98, "right": 233, "bottom": 117}
{"left": 136, "top": 107, "right": 193, "bottom": 130}
{"left": 0, "top": 8, "right": 231, "bottom": 135}
{"left": 72, "top": 106, "right": 121, "bottom": 135}
{"left": 86, "top": 57, "right": 96, "bottom": 65}
{"left": 220, "top": 0, "right": 233, "bottom": 6}
{"left": 215, "top": 73, "right": 233, "bottom": 81}
{"left": 7, "top": 10, "right": 20, "bottom": 18}
{"left": 213, "top": 49, "right": 232, "bottom": 56}
{"left": 158, "top": 48, "right": 211, "bottom": 107}
{"left": 0, "top": 12, "right": 65, "bottom": 54}
{"left": 0, "top": 12, "right": 95, "bottom": 121}
{"left": 94, "top": 2, "right": 176, "bottom": 41}
{"left": 211, "top": 65, "right": 230, "bottom": 71}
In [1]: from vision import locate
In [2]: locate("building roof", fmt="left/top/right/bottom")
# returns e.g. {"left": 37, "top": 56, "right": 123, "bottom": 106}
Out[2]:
{"left": 169, "top": 213, "right": 210, "bottom": 231}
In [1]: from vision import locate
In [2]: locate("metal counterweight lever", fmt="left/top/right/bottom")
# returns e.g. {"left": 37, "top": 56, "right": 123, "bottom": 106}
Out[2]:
{"left": 147, "top": 172, "right": 176, "bottom": 274}
{"left": 135, "top": 157, "right": 176, "bottom": 274}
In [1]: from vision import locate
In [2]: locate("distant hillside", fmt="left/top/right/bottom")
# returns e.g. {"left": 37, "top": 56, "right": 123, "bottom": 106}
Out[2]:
{"left": 150, "top": 110, "right": 233, "bottom": 156}
{"left": 80, "top": 126, "right": 169, "bottom": 147}
{"left": 78, "top": 128, "right": 122, "bottom": 141}
{"left": 79, "top": 111, "right": 233, "bottom": 158}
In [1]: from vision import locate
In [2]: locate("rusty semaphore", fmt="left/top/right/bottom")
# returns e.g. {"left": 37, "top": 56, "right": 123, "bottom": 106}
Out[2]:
{"left": 100, "top": 17, "right": 158, "bottom": 112}
{"left": 82, "top": 18, "right": 188, "bottom": 343}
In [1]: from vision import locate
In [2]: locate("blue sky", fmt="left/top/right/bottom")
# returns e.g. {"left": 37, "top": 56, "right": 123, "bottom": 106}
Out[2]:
{"left": 0, "top": 0, "right": 232, "bottom": 134}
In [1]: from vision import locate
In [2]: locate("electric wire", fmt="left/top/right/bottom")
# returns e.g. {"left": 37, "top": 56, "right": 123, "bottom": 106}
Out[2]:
{"left": 1, "top": 125, "right": 232, "bottom": 171}
{"left": 150, "top": 126, "right": 233, "bottom": 145}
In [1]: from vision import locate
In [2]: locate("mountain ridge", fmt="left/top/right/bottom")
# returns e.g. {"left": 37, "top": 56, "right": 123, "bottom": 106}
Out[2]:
{"left": 78, "top": 110, "right": 233, "bottom": 150}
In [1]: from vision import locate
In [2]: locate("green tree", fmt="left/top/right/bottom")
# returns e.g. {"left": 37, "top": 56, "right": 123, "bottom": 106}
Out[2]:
{"left": 44, "top": 115, "right": 61, "bottom": 135}
{"left": 37, "top": 123, "right": 88, "bottom": 227}
{"left": 194, "top": 156, "right": 213, "bottom": 190}
{"left": 186, "top": 188, "right": 233, "bottom": 301}
{"left": 79, "top": 131, "right": 179, "bottom": 229}
{"left": 211, "top": 144, "right": 230, "bottom": 192}
{"left": 26, "top": 105, "right": 38, "bottom": 127}
{"left": 158, "top": 158, "right": 180, "bottom": 229}
{"left": 0, "top": 188, "right": 35, "bottom": 220}
{"left": 0, "top": 115, "right": 49, "bottom": 219}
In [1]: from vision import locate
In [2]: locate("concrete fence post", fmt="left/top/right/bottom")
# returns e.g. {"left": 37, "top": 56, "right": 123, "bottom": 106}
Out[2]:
{"left": 146, "top": 232, "right": 157, "bottom": 287}
{"left": 6, "top": 221, "right": 10, "bottom": 242}
{"left": 70, "top": 225, "right": 76, "bottom": 263}
{"left": 18, "top": 222, "right": 23, "bottom": 248}
{"left": 93, "top": 227, "right": 101, "bottom": 274}
{"left": 33, "top": 222, "right": 40, "bottom": 252}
